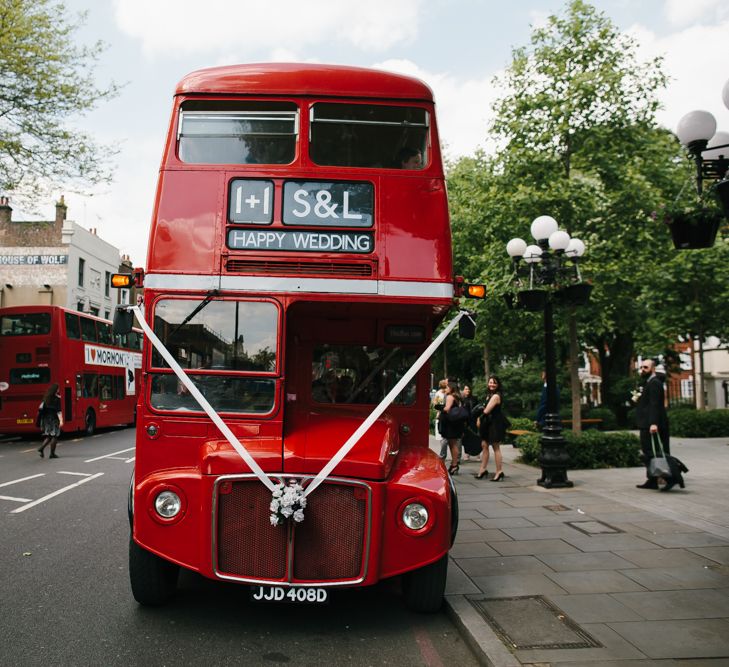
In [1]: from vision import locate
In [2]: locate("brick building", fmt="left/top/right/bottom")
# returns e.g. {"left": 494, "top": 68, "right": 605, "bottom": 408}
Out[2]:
{"left": 0, "top": 196, "right": 129, "bottom": 318}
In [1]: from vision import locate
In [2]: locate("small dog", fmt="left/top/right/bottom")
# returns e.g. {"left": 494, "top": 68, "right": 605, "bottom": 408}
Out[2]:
{"left": 656, "top": 455, "right": 689, "bottom": 491}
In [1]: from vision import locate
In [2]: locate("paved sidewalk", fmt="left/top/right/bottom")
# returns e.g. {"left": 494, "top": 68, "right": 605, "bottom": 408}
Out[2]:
{"left": 435, "top": 435, "right": 729, "bottom": 666}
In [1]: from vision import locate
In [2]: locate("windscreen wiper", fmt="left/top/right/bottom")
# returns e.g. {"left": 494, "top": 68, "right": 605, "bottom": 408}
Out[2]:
{"left": 166, "top": 289, "right": 219, "bottom": 340}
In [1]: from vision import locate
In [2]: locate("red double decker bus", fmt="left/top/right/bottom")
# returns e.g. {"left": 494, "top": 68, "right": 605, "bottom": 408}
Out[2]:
{"left": 0, "top": 305, "right": 142, "bottom": 436}
{"left": 117, "top": 63, "right": 476, "bottom": 611}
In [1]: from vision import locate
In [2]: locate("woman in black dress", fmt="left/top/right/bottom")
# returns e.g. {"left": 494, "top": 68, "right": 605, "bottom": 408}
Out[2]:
{"left": 475, "top": 376, "right": 507, "bottom": 481}
{"left": 37, "top": 383, "right": 63, "bottom": 458}
{"left": 440, "top": 381, "right": 466, "bottom": 475}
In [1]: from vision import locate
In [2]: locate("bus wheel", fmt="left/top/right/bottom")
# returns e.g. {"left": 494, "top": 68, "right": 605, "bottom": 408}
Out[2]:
{"left": 84, "top": 409, "right": 96, "bottom": 436}
{"left": 402, "top": 554, "right": 448, "bottom": 613}
{"left": 129, "top": 537, "right": 179, "bottom": 605}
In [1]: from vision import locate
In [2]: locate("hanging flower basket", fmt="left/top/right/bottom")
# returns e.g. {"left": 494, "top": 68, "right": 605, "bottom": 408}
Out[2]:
{"left": 556, "top": 283, "right": 592, "bottom": 306}
{"left": 666, "top": 212, "right": 721, "bottom": 249}
{"left": 516, "top": 289, "right": 546, "bottom": 312}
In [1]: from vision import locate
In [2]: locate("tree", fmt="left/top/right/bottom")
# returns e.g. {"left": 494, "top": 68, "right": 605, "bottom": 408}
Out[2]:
{"left": 448, "top": 0, "right": 690, "bottom": 426}
{"left": 0, "top": 0, "right": 119, "bottom": 205}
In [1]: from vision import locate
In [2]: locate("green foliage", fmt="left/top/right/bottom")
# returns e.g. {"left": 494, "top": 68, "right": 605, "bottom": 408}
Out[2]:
{"left": 447, "top": 0, "right": 696, "bottom": 429}
{"left": 584, "top": 407, "right": 618, "bottom": 430}
{"left": 0, "top": 0, "right": 120, "bottom": 205}
{"left": 516, "top": 430, "right": 641, "bottom": 468}
{"left": 669, "top": 408, "right": 729, "bottom": 438}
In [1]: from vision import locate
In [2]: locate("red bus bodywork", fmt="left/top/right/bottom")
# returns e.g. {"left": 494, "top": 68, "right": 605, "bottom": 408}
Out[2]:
{"left": 0, "top": 305, "right": 142, "bottom": 436}
{"left": 131, "top": 64, "right": 458, "bottom": 608}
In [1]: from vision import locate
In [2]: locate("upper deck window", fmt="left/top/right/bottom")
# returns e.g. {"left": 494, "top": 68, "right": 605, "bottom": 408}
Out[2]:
{"left": 178, "top": 102, "right": 298, "bottom": 165}
{"left": 1, "top": 313, "right": 51, "bottom": 336}
{"left": 310, "top": 103, "right": 428, "bottom": 169}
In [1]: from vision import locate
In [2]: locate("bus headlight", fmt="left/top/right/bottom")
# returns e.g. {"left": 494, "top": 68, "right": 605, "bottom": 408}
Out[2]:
{"left": 154, "top": 491, "right": 181, "bottom": 518}
{"left": 402, "top": 503, "right": 429, "bottom": 530}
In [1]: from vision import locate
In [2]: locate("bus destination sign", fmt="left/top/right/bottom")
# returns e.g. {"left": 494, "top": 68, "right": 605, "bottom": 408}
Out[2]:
{"left": 228, "top": 229, "right": 374, "bottom": 253}
{"left": 283, "top": 181, "right": 373, "bottom": 227}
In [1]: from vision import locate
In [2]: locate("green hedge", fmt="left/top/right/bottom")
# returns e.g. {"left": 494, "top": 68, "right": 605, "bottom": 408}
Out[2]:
{"left": 515, "top": 430, "right": 642, "bottom": 469}
{"left": 669, "top": 408, "right": 729, "bottom": 437}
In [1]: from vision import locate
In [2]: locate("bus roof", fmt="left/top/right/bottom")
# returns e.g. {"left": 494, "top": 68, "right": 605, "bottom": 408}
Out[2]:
{"left": 175, "top": 63, "right": 435, "bottom": 102}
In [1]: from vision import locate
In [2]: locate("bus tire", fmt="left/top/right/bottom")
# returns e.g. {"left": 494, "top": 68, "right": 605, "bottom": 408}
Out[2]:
{"left": 402, "top": 554, "right": 448, "bottom": 613}
{"left": 129, "top": 537, "right": 179, "bottom": 605}
{"left": 84, "top": 409, "right": 96, "bottom": 436}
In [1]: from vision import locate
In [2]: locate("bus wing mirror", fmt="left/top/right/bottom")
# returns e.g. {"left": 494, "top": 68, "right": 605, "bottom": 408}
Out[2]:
{"left": 113, "top": 307, "right": 134, "bottom": 336}
{"left": 458, "top": 312, "right": 476, "bottom": 340}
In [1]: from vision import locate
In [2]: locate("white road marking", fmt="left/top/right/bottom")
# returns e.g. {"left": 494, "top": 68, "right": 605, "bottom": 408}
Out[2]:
{"left": 125, "top": 457, "right": 136, "bottom": 463}
{"left": 0, "top": 474, "right": 45, "bottom": 488}
{"left": 21, "top": 448, "right": 37, "bottom": 453}
{"left": 0, "top": 495, "right": 32, "bottom": 503}
{"left": 57, "top": 471, "right": 93, "bottom": 477}
{"left": 11, "top": 473, "right": 104, "bottom": 514}
{"left": 84, "top": 447, "right": 135, "bottom": 463}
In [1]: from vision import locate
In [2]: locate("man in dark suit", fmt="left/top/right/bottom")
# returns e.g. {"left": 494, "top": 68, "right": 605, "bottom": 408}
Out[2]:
{"left": 635, "top": 359, "right": 670, "bottom": 489}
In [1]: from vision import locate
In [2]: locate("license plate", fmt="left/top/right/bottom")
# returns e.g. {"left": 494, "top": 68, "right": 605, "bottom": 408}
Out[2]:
{"left": 250, "top": 585, "right": 328, "bottom": 604}
{"left": 16, "top": 418, "right": 33, "bottom": 424}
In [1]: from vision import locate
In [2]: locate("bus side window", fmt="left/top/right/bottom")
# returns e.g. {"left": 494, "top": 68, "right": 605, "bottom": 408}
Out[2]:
{"left": 99, "top": 375, "right": 113, "bottom": 400}
{"left": 83, "top": 373, "right": 98, "bottom": 398}
{"left": 65, "top": 313, "right": 81, "bottom": 340}
{"left": 80, "top": 317, "right": 97, "bottom": 342}
{"left": 98, "top": 322, "right": 112, "bottom": 345}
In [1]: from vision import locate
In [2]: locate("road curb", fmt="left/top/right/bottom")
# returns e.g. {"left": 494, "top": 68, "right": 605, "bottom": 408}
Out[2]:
{"left": 444, "top": 593, "right": 521, "bottom": 667}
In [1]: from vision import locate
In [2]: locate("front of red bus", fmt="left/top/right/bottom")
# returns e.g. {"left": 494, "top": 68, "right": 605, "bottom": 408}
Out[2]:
{"left": 0, "top": 306, "right": 58, "bottom": 434}
{"left": 129, "top": 64, "right": 458, "bottom": 611}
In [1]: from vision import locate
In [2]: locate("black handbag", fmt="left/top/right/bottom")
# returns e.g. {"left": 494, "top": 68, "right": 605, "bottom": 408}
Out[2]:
{"left": 648, "top": 433, "right": 671, "bottom": 479}
{"left": 445, "top": 404, "right": 468, "bottom": 422}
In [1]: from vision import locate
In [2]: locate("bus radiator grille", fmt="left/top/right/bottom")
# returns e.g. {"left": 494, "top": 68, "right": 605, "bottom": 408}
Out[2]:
{"left": 293, "top": 484, "right": 366, "bottom": 581}
{"left": 217, "top": 482, "right": 288, "bottom": 580}
{"left": 215, "top": 480, "right": 367, "bottom": 582}
{"left": 225, "top": 259, "right": 374, "bottom": 277}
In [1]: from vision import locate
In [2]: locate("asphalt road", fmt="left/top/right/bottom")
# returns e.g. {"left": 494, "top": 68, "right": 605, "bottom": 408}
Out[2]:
{"left": 0, "top": 428, "right": 477, "bottom": 667}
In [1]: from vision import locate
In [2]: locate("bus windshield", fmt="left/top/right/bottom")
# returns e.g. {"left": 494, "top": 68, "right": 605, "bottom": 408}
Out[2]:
{"left": 151, "top": 299, "right": 278, "bottom": 372}
{"left": 0, "top": 312, "right": 51, "bottom": 336}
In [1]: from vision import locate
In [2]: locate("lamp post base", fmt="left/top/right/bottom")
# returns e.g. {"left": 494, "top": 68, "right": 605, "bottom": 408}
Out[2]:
{"left": 537, "top": 413, "right": 574, "bottom": 489}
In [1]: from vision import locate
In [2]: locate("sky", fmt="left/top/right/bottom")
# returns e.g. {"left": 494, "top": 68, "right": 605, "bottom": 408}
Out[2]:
{"left": 19, "top": 0, "right": 729, "bottom": 266}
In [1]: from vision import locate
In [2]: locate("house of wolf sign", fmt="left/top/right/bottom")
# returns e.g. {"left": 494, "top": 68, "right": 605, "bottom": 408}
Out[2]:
{"left": 0, "top": 254, "right": 68, "bottom": 265}
{"left": 84, "top": 345, "right": 142, "bottom": 370}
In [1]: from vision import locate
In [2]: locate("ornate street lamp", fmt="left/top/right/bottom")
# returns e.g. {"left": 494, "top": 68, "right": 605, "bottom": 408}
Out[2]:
{"left": 506, "top": 216, "right": 588, "bottom": 488}
{"left": 675, "top": 77, "right": 729, "bottom": 222}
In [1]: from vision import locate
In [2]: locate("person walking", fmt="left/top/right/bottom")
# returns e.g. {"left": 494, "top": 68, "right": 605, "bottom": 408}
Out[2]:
{"left": 440, "top": 381, "right": 466, "bottom": 475}
{"left": 475, "top": 376, "right": 508, "bottom": 481}
{"left": 635, "top": 359, "right": 670, "bottom": 489}
{"left": 37, "top": 382, "right": 63, "bottom": 459}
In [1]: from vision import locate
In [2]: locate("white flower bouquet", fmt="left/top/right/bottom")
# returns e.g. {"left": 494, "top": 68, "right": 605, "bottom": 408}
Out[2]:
{"left": 630, "top": 387, "right": 643, "bottom": 403}
{"left": 270, "top": 479, "right": 307, "bottom": 526}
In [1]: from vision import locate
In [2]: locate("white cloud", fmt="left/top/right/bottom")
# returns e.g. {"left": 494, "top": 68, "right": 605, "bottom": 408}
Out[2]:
{"left": 371, "top": 59, "right": 502, "bottom": 160}
{"left": 113, "top": 0, "right": 422, "bottom": 57}
{"left": 664, "top": 0, "right": 729, "bottom": 26}
{"left": 627, "top": 20, "right": 729, "bottom": 135}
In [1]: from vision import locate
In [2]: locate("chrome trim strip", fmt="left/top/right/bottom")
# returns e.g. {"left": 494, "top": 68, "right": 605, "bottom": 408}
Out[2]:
{"left": 211, "top": 474, "right": 372, "bottom": 587}
{"left": 145, "top": 273, "right": 453, "bottom": 298}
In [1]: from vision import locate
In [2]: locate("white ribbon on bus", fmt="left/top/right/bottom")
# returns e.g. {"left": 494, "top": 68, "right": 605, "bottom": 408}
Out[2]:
{"left": 130, "top": 305, "right": 472, "bottom": 506}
